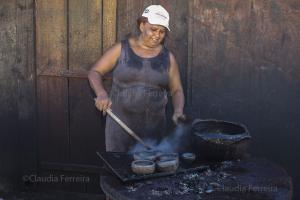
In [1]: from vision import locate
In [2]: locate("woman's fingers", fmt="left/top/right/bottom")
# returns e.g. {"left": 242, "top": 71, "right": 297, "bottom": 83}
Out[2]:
{"left": 178, "top": 114, "right": 186, "bottom": 122}
{"left": 102, "top": 100, "right": 109, "bottom": 115}
{"left": 94, "top": 96, "right": 112, "bottom": 115}
{"left": 94, "top": 100, "right": 102, "bottom": 110}
{"left": 172, "top": 112, "right": 186, "bottom": 124}
{"left": 108, "top": 100, "right": 112, "bottom": 109}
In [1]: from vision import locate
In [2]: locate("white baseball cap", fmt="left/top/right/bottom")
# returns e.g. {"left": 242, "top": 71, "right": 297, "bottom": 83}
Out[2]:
{"left": 142, "top": 5, "right": 170, "bottom": 31}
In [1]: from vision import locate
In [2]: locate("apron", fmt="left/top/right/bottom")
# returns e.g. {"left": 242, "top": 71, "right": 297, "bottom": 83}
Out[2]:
{"left": 105, "top": 39, "right": 170, "bottom": 152}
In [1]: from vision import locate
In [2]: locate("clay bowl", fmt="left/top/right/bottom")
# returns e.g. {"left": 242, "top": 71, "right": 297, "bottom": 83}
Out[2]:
{"left": 181, "top": 152, "right": 196, "bottom": 164}
{"left": 131, "top": 160, "right": 155, "bottom": 175}
{"left": 156, "top": 153, "right": 179, "bottom": 172}
{"left": 158, "top": 153, "right": 179, "bottom": 162}
{"left": 133, "top": 150, "right": 162, "bottom": 161}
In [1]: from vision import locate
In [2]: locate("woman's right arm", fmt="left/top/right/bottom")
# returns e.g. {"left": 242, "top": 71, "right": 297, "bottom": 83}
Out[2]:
{"left": 88, "top": 42, "right": 121, "bottom": 112}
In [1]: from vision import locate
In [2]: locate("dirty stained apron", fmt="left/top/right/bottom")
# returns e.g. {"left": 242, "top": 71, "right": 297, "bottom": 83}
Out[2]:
{"left": 105, "top": 39, "right": 170, "bottom": 152}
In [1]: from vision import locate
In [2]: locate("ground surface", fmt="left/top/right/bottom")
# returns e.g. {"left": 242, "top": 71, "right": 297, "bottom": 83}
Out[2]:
{"left": 0, "top": 191, "right": 105, "bottom": 200}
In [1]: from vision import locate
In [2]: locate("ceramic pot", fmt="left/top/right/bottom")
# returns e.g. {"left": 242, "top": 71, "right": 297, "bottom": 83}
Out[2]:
{"left": 131, "top": 160, "right": 155, "bottom": 175}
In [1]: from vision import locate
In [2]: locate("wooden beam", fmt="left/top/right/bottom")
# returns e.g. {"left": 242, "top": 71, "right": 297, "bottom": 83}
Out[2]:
{"left": 37, "top": 68, "right": 112, "bottom": 80}
{"left": 37, "top": 68, "right": 88, "bottom": 78}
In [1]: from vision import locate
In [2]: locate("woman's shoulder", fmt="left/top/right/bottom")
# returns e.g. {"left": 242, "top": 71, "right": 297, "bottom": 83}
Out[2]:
{"left": 104, "top": 42, "right": 122, "bottom": 54}
{"left": 111, "top": 42, "right": 122, "bottom": 50}
{"left": 100, "top": 42, "right": 122, "bottom": 62}
{"left": 127, "top": 36, "right": 138, "bottom": 47}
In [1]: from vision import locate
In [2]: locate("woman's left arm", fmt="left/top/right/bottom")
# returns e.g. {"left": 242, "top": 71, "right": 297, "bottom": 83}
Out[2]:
{"left": 168, "top": 52, "right": 185, "bottom": 124}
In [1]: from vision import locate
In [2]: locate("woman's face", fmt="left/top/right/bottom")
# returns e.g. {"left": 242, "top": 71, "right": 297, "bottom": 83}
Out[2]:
{"left": 140, "top": 22, "right": 166, "bottom": 47}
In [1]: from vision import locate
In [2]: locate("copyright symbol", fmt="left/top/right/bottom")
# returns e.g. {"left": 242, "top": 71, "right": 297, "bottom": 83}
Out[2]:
{"left": 22, "top": 175, "right": 28, "bottom": 182}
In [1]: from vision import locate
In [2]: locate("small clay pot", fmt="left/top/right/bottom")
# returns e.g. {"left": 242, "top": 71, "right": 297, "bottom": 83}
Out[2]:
{"left": 156, "top": 159, "right": 179, "bottom": 172}
{"left": 133, "top": 150, "right": 162, "bottom": 161}
{"left": 131, "top": 160, "right": 155, "bottom": 175}
{"left": 156, "top": 153, "right": 179, "bottom": 172}
{"left": 181, "top": 152, "right": 196, "bottom": 164}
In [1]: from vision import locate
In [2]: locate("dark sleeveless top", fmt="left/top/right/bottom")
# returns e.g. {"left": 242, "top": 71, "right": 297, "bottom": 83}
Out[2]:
{"left": 105, "top": 39, "right": 170, "bottom": 152}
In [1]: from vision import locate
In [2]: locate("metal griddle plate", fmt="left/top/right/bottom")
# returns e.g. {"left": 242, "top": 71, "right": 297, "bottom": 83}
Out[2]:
{"left": 97, "top": 152, "right": 209, "bottom": 182}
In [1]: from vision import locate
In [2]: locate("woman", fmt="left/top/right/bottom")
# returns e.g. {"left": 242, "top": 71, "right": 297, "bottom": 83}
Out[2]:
{"left": 88, "top": 5, "right": 185, "bottom": 152}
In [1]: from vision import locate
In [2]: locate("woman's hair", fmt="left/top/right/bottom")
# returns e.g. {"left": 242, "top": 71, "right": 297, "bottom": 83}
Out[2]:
{"left": 136, "top": 16, "right": 168, "bottom": 44}
{"left": 136, "top": 16, "right": 148, "bottom": 30}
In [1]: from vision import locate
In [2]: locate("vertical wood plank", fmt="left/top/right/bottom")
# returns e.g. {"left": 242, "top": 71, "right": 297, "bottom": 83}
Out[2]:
{"left": 15, "top": 0, "right": 37, "bottom": 188}
{"left": 103, "top": 0, "right": 117, "bottom": 50}
{"left": 69, "top": 79, "right": 105, "bottom": 165}
{"left": 0, "top": 0, "right": 19, "bottom": 191}
{"left": 37, "top": 77, "right": 69, "bottom": 163}
{"left": 0, "top": 1, "right": 17, "bottom": 112}
{"left": 69, "top": 0, "right": 102, "bottom": 71}
{"left": 189, "top": 0, "right": 258, "bottom": 119}
{"left": 35, "top": 0, "right": 68, "bottom": 73}
{"left": 190, "top": 0, "right": 223, "bottom": 116}
{"left": 16, "top": 0, "right": 35, "bottom": 120}
{"left": 102, "top": 0, "right": 117, "bottom": 90}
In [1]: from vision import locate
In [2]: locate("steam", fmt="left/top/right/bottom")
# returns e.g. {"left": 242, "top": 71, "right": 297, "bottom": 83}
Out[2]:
{"left": 128, "top": 124, "right": 191, "bottom": 154}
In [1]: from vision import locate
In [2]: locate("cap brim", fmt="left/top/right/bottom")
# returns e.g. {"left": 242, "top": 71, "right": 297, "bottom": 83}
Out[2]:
{"left": 147, "top": 18, "right": 170, "bottom": 31}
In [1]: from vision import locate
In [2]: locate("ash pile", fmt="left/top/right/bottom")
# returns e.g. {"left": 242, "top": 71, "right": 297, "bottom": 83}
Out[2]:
{"left": 123, "top": 159, "right": 282, "bottom": 200}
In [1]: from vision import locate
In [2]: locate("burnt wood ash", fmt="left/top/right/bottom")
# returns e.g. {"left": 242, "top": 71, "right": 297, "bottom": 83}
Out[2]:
{"left": 100, "top": 158, "right": 292, "bottom": 200}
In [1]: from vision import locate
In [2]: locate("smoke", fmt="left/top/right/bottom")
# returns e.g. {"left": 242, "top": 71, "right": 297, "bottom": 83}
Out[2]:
{"left": 128, "top": 139, "right": 158, "bottom": 154}
{"left": 128, "top": 123, "right": 191, "bottom": 154}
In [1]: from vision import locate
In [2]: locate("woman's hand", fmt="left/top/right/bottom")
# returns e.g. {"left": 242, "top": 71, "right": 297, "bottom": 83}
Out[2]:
{"left": 94, "top": 93, "right": 112, "bottom": 115}
{"left": 172, "top": 111, "right": 186, "bottom": 125}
